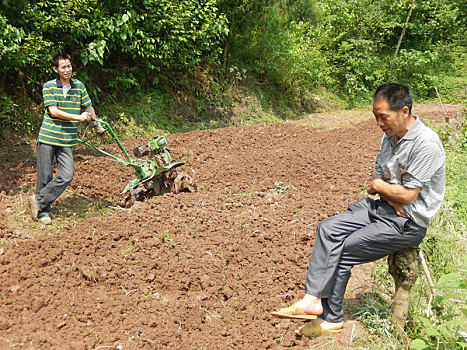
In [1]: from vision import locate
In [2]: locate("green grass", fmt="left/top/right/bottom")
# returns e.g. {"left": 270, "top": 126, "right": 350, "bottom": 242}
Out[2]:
{"left": 157, "top": 231, "right": 174, "bottom": 243}
{"left": 407, "top": 138, "right": 467, "bottom": 349}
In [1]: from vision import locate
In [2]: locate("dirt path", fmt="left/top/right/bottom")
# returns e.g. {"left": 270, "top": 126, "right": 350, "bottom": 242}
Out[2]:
{"left": 0, "top": 104, "right": 463, "bottom": 349}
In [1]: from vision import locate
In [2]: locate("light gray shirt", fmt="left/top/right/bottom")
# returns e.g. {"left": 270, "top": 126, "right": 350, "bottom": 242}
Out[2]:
{"left": 374, "top": 115, "right": 446, "bottom": 228}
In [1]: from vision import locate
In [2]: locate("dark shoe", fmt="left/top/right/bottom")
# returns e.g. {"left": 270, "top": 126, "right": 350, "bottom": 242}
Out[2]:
{"left": 29, "top": 195, "right": 39, "bottom": 220}
{"left": 39, "top": 214, "right": 51, "bottom": 225}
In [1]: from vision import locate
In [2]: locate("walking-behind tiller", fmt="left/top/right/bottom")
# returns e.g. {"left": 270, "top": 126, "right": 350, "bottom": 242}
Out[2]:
{"left": 77, "top": 118, "right": 196, "bottom": 206}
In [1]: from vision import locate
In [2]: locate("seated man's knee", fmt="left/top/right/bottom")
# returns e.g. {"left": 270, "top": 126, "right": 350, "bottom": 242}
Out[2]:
{"left": 318, "top": 213, "right": 344, "bottom": 230}
{"left": 317, "top": 218, "right": 338, "bottom": 240}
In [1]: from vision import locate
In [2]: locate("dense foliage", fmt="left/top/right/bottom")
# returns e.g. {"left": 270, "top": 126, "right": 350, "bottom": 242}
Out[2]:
{"left": 226, "top": 0, "right": 466, "bottom": 102}
{"left": 0, "top": 0, "right": 465, "bottom": 135}
{"left": 0, "top": 0, "right": 228, "bottom": 96}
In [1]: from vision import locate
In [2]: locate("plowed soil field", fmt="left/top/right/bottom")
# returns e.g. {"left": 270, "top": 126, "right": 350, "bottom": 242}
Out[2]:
{"left": 0, "top": 104, "right": 462, "bottom": 349}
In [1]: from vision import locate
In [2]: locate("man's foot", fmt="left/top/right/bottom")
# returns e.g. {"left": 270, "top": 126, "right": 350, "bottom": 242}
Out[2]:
{"left": 295, "top": 318, "right": 343, "bottom": 337}
{"left": 294, "top": 294, "right": 324, "bottom": 316}
{"left": 38, "top": 214, "right": 52, "bottom": 225}
{"left": 29, "top": 195, "right": 39, "bottom": 220}
{"left": 314, "top": 318, "right": 344, "bottom": 330}
{"left": 271, "top": 294, "right": 323, "bottom": 320}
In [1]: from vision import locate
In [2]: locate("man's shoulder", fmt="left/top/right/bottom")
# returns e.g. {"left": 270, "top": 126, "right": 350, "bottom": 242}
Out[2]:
{"left": 413, "top": 123, "right": 445, "bottom": 158}
{"left": 43, "top": 79, "right": 57, "bottom": 88}
{"left": 70, "top": 78, "right": 87, "bottom": 89}
{"left": 417, "top": 122, "right": 442, "bottom": 144}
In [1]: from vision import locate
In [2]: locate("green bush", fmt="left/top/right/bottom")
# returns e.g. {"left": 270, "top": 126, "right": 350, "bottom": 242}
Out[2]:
{"left": 0, "top": 0, "right": 465, "bottom": 135}
{"left": 409, "top": 257, "right": 467, "bottom": 350}
{"left": 0, "top": 0, "right": 229, "bottom": 96}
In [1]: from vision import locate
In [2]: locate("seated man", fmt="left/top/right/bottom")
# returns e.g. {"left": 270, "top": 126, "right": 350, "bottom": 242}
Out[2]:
{"left": 271, "top": 83, "right": 446, "bottom": 336}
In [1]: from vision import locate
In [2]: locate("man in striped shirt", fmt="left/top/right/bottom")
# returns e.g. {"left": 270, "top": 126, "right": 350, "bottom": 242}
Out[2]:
{"left": 29, "top": 53, "right": 104, "bottom": 225}
{"left": 271, "top": 83, "right": 446, "bottom": 336}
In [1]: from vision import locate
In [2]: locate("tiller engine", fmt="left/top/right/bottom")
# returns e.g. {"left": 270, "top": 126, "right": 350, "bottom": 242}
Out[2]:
{"left": 77, "top": 119, "right": 197, "bottom": 206}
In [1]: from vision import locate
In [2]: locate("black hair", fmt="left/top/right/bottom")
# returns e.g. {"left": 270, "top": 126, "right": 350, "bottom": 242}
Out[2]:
{"left": 52, "top": 53, "right": 72, "bottom": 68}
{"left": 373, "top": 83, "right": 413, "bottom": 115}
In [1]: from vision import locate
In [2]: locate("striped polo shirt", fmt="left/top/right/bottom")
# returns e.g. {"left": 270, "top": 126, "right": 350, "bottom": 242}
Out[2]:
{"left": 374, "top": 115, "right": 446, "bottom": 228}
{"left": 38, "top": 78, "right": 92, "bottom": 147}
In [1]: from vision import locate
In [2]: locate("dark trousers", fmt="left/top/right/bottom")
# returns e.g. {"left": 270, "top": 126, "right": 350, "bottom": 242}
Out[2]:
{"left": 305, "top": 198, "right": 426, "bottom": 322}
{"left": 35, "top": 142, "right": 74, "bottom": 216}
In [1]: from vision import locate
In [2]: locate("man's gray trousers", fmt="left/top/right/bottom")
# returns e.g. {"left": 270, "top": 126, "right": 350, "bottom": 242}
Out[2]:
{"left": 35, "top": 142, "right": 74, "bottom": 216}
{"left": 305, "top": 198, "right": 426, "bottom": 322}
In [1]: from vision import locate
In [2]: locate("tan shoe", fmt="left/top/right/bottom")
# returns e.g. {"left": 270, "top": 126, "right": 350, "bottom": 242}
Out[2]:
{"left": 295, "top": 320, "right": 343, "bottom": 337}
{"left": 271, "top": 304, "right": 318, "bottom": 320}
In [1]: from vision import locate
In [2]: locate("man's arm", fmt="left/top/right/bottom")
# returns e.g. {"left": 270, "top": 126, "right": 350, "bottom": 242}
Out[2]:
{"left": 367, "top": 173, "right": 381, "bottom": 195}
{"left": 48, "top": 105, "right": 91, "bottom": 122}
{"left": 378, "top": 192, "right": 409, "bottom": 217}
{"left": 367, "top": 173, "right": 420, "bottom": 217}
{"left": 367, "top": 177, "right": 420, "bottom": 205}
{"left": 84, "top": 105, "right": 96, "bottom": 119}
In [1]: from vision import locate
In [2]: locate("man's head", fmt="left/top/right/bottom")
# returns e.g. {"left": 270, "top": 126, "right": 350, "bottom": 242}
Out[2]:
{"left": 373, "top": 83, "right": 413, "bottom": 115}
{"left": 52, "top": 53, "right": 73, "bottom": 83}
{"left": 372, "top": 83, "right": 415, "bottom": 140}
